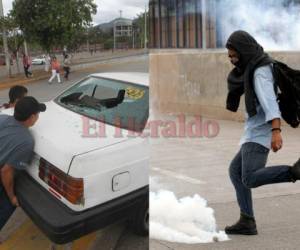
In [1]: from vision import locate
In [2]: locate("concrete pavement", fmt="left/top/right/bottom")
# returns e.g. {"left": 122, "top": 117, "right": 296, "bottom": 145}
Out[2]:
{"left": 150, "top": 114, "right": 300, "bottom": 249}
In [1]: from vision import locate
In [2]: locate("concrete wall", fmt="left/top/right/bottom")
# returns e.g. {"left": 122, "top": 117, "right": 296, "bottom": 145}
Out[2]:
{"left": 150, "top": 49, "right": 300, "bottom": 121}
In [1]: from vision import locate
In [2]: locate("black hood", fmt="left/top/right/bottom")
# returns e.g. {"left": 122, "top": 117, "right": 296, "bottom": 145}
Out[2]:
{"left": 226, "top": 30, "right": 265, "bottom": 72}
{"left": 226, "top": 30, "right": 274, "bottom": 117}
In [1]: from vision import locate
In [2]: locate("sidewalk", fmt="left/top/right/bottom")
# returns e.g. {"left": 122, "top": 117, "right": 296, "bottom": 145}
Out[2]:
{"left": 0, "top": 71, "right": 49, "bottom": 91}
{"left": 150, "top": 114, "right": 300, "bottom": 249}
{"left": 0, "top": 49, "right": 148, "bottom": 90}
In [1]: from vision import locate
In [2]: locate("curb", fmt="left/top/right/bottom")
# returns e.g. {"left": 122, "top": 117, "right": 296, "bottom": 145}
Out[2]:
{"left": 0, "top": 74, "right": 49, "bottom": 91}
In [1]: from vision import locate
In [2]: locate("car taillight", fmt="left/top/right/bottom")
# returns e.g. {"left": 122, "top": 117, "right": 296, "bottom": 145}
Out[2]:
{"left": 39, "top": 158, "right": 84, "bottom": 205}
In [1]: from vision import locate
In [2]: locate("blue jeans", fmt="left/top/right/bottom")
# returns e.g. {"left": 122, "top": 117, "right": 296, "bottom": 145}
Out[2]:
{"left": 229, "top": 142, "right": 292, "bottom": 217}
{"left": 0, "top": 184, "right": 16, "bottom": 230}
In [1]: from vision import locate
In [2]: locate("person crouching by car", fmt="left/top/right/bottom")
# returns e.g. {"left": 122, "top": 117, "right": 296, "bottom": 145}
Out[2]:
{"left": 0, "top": 97, "right": 46, "bottom": 231}
{"left": 0, "top": 85, "right": 28, "bottom": 111}
{"left": 48, "top": 56, "right": 61, "bottom": 84}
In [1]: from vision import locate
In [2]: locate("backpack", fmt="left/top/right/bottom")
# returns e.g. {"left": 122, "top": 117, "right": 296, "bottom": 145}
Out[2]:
{"left": 272, "top": 61, "right": 300, "bottom": 128}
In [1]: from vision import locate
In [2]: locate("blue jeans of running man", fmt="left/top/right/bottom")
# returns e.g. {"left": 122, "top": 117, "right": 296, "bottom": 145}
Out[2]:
{"left": 0, "top": 184, "right": 16, "bottom": 230}
{"left": 229, "top": 142, "right": 292, "bottom": 217}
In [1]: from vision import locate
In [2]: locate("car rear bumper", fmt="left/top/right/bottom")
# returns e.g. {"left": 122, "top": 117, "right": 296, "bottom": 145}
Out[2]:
{"left": 15, "top": 171, "right": 148, "bottom": 244}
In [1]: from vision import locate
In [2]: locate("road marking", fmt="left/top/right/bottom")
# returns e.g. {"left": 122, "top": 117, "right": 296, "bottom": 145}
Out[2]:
{"left": 1, "top": 219, "right": 97, "bottom": 250}
{"left": 152, "top": 167, "right": 206, "bottom": 185}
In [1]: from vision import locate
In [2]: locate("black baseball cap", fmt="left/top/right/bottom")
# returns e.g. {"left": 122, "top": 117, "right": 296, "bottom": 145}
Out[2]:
{"left": 14, "top": 96, "right": 46, "bottom": 121}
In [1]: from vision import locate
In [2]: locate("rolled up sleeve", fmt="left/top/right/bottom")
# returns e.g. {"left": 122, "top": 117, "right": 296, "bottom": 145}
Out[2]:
{"left": 254, "top": 66, "right": 281, "bottom": 122}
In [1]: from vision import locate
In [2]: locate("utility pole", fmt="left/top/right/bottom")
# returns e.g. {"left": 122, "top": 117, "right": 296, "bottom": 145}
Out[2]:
{"left": 86, "top": 39, "right": 90, "bottom": 54}
{"left": 114, "top": 10, "right": 122, "bottom": 51}
{"left": 113, "top": 21, "right": 116, "bottom": 51}
{"left": 24, "top": 40, "right": 28, "bottom": 56}
{"left": 144, "top": 5, "right": 147, "bottom": 49}
{"left": 0, "top": 0, "right": 11, "bottom": 77}
{"left": 132, "top": 29, "right": 135, "bottom": 49}
{"left": 201, "top": 0, "right": 207, "bottom": 49}
{"left": 14, "top": 29, "right": 20, "bottom": 73}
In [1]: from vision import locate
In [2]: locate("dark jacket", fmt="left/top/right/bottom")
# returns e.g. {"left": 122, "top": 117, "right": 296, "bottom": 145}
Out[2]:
{"left": 226, "top": 30, "right": 274, "bottom": 117}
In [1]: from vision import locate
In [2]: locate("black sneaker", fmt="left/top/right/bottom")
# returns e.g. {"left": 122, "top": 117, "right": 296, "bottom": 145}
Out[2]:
{"left": 225, "top": 213, "right": 258, "bottom": 235}
{"left": 290, "top": 158, "right": 300, "bottom": 181}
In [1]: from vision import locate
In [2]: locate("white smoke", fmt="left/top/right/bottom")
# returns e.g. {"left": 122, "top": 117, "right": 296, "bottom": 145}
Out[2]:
{"left": 150, "top": 176, "right": 166, "bottom": 191}
{"left": 217, "top": 0, "right": 300, "bottom": 50}
{"left": 150, "top": 190, "right": 229, "bottom": 244}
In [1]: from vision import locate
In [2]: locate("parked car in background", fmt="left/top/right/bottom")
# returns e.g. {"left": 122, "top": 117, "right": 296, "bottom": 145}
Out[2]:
{"left": 32, "top": 56, "right": 46, "bottom": 65}
{"left": 1, "top": 72, "right": 149, "bottom": 244}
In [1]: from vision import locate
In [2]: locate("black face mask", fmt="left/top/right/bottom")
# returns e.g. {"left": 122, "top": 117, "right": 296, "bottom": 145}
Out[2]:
{"left": 231, "top": 59, "right": 239, "bottom": 67}
{"left": 230, "top": 56, "right": 243, "bottom": 70}
{"left": 226, "top": 30, "right": 264, "bottom": 72}
{"left": 233, "top": 60, "right": 245, "bottom": 71}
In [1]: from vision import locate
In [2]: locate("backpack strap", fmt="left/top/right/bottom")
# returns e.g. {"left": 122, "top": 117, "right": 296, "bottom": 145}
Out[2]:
{"left": 271, "top": 62, "right": 279, "bottom": 98}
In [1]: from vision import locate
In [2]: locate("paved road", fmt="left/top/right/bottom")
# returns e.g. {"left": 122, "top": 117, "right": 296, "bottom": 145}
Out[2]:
{"left": 150, "top": 113, "right": 300, "bottom": 249}
{"left": 0, "top": 50, "right": 147, "bottom": 78}
{"left": 0, "top": 57, "right": 149, "bottom": 250}
{"left": 0, "top": 55, "right": 148, "bottom": 103}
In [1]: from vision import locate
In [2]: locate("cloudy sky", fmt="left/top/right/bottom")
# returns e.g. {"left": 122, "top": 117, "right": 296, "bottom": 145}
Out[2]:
{"left": 2, "top": 0, "right": 148, "bottom": 24}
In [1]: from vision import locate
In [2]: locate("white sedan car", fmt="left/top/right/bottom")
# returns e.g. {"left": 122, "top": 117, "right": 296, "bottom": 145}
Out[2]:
{"left": 32, "top": 56, "right": 46, "bottom": 65}
{"left": 7, "top": 72, "right": 149, "bottom": 244}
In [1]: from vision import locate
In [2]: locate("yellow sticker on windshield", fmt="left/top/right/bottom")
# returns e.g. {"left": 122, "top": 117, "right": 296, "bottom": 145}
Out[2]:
{"left": 126, "top": 87, "right": 145, "bottom": 100}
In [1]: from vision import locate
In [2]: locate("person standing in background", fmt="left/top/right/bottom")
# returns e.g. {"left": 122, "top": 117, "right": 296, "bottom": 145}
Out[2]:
{"left": 48, "top": 57, "right": 61, "bottom": 84}
{"left": 63, "top": 54, "right": 71, "bottom": 81}
{"left": 22, "top": 53, "right": 32, "bottom": 78}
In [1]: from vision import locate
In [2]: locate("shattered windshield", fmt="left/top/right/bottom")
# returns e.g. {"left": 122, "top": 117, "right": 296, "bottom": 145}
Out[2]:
{"left": 55, "top": 76, "right": 149, "bottom": 132}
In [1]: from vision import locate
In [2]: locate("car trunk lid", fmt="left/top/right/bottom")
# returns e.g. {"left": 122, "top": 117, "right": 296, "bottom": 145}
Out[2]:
{"left": 30, "top": 101, "right": 129, "bottom": 173}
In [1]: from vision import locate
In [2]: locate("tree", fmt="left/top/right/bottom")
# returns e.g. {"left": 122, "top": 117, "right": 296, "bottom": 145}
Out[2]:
{"left": 0, "top": 14, "right": 24, "bottom": 74}
{"left": 103, "top": 37, "right": 114, "bottom": 50}
{"left": 85, "top": 26, "right": 114, "bottom": 50}
{"left": 67, "top": 29, "right": 87, "bottom": 53}
{"left": 0, "top": 15, "right": 24, "bottom": 56}
{"left": 11, "top": 0, "right": 97, "bottom": 52}
{"left": 133, "top": 11, "right": 149, "bottom": 49}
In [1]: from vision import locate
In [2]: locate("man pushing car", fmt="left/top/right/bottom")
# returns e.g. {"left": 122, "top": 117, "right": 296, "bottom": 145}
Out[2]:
{"left": 0, "top": 97, "right": 46, "bottom": 231}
